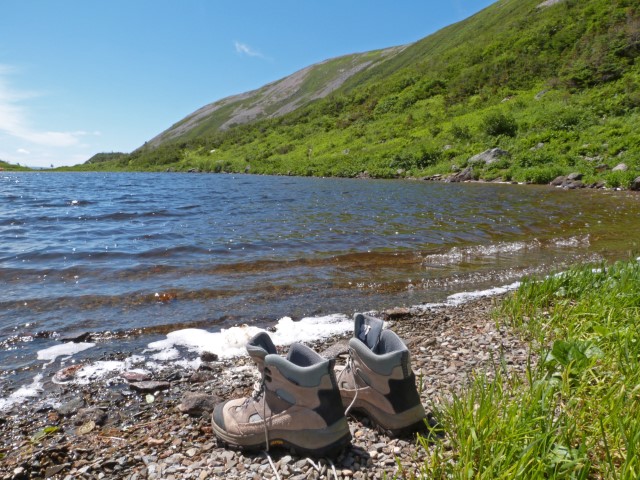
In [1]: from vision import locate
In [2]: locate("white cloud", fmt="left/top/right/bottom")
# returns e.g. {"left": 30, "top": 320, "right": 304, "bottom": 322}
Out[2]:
{"left": 234, "top": 41, "right": 266, "bottom": 59}
{"left": 17, "top": 148, "right": 30, "bottom": 154}
{"left": 0, "top": 65, "right": 83, "bottom": 148}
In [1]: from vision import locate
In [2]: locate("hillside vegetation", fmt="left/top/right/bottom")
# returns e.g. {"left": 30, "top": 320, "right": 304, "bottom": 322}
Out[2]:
{"left": 0, "top": 160, "right": 31, "bottom": 171}
{"left": 72, "top": 0, "right": 640, "bottom": 188}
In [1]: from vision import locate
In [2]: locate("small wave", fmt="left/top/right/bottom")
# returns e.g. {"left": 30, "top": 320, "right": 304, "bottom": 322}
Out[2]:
{"left": 0, "top": 374, "right": 43, "bottom": 412}
{"left": 422, "top": 240, "right": 541, "bottom": 266}
{"left": 552, "top": 235, "right": 590, "bottom": 248}
{"left": 36, "top": 342, "right": 95, "bottom": 364}
{"left": 0, "top": 218, "right": 25, "bottom": 227}
{"left": 138, "top": 245, "right": 212, "bottom": 259}
{"left": 95, "top": 209, "right": 188, "bottom": 221}
{"left": 146, "top": 314, "right": 352, "bottom": 361}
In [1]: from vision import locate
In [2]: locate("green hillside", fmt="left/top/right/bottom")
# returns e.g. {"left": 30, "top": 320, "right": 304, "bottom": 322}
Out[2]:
{"left": 143, "top": 47, "right": 403, "bottom": 148}
{"left": 72, "top": 0, "right": 640, "bottom": 188}
{"left": 0, "top": 159, "right": 30, "bottom": 171}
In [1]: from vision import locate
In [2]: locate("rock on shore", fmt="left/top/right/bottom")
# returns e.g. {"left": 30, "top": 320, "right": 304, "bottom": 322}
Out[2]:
{"left": 0, "top": 294, "right": 531, "bottom": 479}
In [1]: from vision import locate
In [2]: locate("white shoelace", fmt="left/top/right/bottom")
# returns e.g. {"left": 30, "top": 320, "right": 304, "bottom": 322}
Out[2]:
{"left": 338, "top": 355, "right": 361, "bottom": 416}
{"left": 244, "top": 371, "right": 271, "bottom": 452}
{"left": 263, "top": 450, "right": 281, "bottom": 480}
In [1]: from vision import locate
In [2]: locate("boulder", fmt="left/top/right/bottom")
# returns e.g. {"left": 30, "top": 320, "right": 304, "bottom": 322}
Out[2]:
{"left": 384, "top": 307, "right": 412, "bottom": 319}
{"left": 612, "top": 163, "right": 628, "bottom": 172}
{"left": 631, "top": 176, "right": 640, "bottom": 191}
{"left": 74, "top": 407, "right": 108, "bottom": 426}
{"left": 468, "top": 148, "right": 509, "bottom": 166}
{"left": 189, "top": 371, "right": 214, "bottom": 383}
{"left": 59, "top": 332, "right": 92, "bottom": 343}
{"left": 564, "top": 180, "right": 585, "bottom": 190}
{"left": 447, "top": 166, "right": 474, "bottom": 183}
{"left": 200, "top": 351, "right": 219, "bottom": 362}
{"left": 56, "top": 397, "right": 86, "bottom": 417}
{"left": 319, "top": 340, "right": 350, "bottom": 360}
{"left": 178, "top": 393, "right": 219, "bottom": 416}
{"left": 550, "top": 175, "right": 585, "bottom": 189}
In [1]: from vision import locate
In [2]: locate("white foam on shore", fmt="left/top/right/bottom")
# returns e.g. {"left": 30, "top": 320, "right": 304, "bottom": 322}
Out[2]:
{"left": 445, "top": 281, "right": 522, "bottom": 306}
{"left": 59, "top": 355, "right": 148, "bottom": 385}
{"left": 37, "top": 342, "right": 95, "bottom": 363}
{"left": 146, "top": 314, "right": 352, "bottom": 360}
{"left": 415, "top": 281, "right": 522, "bottom": 311}
{"left": 0, "top": 374, "right": 43, "bottom": 412}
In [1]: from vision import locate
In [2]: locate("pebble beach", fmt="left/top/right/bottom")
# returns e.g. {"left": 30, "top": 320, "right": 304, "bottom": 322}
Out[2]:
{"left": 1, "top": 294, "right": 532, "bottom": 479}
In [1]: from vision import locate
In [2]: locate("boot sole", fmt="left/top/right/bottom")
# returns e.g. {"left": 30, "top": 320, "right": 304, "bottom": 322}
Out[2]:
{"left": 212, "top": 416, "right": 351, "bottom": 458}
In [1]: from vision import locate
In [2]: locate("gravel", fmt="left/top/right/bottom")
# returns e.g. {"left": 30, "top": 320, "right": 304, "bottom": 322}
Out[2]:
{"left": 0, "top": 294, "right": 532, "bottom": 479}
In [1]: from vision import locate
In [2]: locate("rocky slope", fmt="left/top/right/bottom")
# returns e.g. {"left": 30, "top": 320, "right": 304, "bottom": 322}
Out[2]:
{"left": 145, "top": 47, "right": 405, "bottom": 148}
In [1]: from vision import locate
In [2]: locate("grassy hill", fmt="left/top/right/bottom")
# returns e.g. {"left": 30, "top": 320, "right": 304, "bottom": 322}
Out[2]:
{"left": 71, "top": 0, "right": 640, "bottom": 188}
{"left": 0, "top": 160, "right": 30, "bottom": 171}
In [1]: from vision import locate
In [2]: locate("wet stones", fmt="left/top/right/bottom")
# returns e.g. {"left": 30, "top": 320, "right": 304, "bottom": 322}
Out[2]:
{"left": 56, "top": 397, "right": 86, "bottom": 417}
{"left": 200, "top": 351, "right": 219, "bottom": 362}
{"left": 121, "top": 371, "right": 152, "bottom": 382}
{"left": 447, "top": 166, "right": 474, "bottom": 183}
{"left": 0, "top": 294, "right": 535, "bottom": 479}
{"left": 550, "top": 173, "right": 585, "bottom": 189}
{"left": 58, "top": 332, "right": 92, "bottom": 343}
{"left": 129, "top": 381, "right": 171, "bottom": 393}
{"left": 178, "top": 393, "right": 219, "bottom": 416}
{"left": 74, "top": 407, "right": 108, "bottom": 426}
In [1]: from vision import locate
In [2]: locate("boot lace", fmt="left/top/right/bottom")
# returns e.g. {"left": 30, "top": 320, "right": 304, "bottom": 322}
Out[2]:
{"left": 241, "top": 367, "right": 271, "bottom": 450}
{"left": 337, "top": 353, "right": 361, "bottom": 416}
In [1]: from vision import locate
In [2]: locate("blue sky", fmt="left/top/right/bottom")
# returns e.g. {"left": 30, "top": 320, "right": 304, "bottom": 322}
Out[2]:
{"left": 1, "top": 1, "right": 495, "bottom": 168}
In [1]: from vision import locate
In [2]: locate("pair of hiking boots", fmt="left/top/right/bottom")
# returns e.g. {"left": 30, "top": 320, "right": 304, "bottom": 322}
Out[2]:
{"left": 211, "top": 313, "right": 426, "bottom": 457}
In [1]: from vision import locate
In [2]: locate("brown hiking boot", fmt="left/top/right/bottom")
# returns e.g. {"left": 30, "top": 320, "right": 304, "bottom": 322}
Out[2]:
{"left": 336, "top": 313, "right": 426, "bottom": 436}
{"left": 212, "top": 338, "right": 351, "bottom": 457}
{"left": 246, "top": 331, "right": 277, "bottom": 374}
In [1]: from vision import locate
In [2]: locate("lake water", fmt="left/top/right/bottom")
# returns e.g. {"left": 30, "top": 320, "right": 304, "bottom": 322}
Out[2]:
{"left": 1, "top": 172, "right": 639, "bottom": 403}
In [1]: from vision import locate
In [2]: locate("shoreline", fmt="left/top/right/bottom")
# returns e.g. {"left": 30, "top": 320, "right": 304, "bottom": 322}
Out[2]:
{"left": 0, "top": 293, "right": 531, "bottom": 479}
{"left": 6, "top": 169, "right": 640, "bottom": 193}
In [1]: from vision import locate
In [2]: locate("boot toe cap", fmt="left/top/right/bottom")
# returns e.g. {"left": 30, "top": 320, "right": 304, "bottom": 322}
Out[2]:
{"left": 212, "top": 402, "right": 227, "bottom": 430}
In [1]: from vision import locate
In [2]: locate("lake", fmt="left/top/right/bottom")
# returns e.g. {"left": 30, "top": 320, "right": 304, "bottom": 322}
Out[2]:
{"left": 1, "top": 172, "right": 639, "bottom": 402}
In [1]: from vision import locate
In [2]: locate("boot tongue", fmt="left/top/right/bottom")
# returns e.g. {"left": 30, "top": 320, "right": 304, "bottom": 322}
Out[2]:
{"left": 354, "top": 313, "right": 384, "bottom": 351}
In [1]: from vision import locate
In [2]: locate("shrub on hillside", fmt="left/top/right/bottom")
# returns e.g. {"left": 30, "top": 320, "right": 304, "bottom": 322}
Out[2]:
{"left": 483, "top": 112, "right": 518, "bottom": 137}
{"left": 604, "top": 170, "right": 638, "bottom": 189}
{"left": 513, "top": 166, "right": 565, "bottom": 184}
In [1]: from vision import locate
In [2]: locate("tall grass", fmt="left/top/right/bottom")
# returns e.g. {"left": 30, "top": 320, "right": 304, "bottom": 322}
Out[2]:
{"left": 418, "top": 259, "right": 640, "bottom": 479}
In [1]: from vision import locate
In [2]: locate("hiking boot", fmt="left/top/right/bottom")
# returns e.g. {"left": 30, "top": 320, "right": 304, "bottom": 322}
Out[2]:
{"left": 246, "top": 331, "right": 277, "bottom": 374}
{"left": 336, "top": 313, "right": 426, "bottom": 436}
{"left": 212, "top": 339, "right": 351, "bottom": 457}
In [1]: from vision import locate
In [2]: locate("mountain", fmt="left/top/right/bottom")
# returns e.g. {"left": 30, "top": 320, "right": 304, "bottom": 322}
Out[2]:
{"left": 145, "top": 47, "right": 406, "bottom": 148}
{"left": 77, "top": 0, "right": 640, "bottom": 188}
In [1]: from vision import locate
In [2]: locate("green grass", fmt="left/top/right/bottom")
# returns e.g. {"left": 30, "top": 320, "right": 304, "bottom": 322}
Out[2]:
{"left": 417, "top": 259, "right": 640, "bottom": 478}
{"left": 0, "top": 159, "right": 31, "bottom": 171}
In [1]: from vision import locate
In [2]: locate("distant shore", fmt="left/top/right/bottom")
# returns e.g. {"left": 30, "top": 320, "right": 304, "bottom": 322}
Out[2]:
{"left": 6, "top": 167, "right": 640, "bottom": 193}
